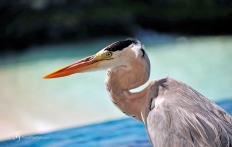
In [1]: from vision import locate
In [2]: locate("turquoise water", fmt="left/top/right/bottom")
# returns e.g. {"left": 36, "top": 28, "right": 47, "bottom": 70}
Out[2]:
{"left": 0, "top": 36, "right": 232, "bottom": 141}
{"left": 0, "top": 100, "right": 232, "bottom": 147}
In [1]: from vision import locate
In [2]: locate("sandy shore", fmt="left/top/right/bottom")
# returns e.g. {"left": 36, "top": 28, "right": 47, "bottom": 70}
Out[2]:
{"left": 1, "top": 37, "right": 232, "bottom": 140}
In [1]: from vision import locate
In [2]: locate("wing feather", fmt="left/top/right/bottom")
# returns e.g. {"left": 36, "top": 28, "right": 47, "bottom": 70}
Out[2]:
{"left": 146, "top": 77, "right": 232, "bottom": 147}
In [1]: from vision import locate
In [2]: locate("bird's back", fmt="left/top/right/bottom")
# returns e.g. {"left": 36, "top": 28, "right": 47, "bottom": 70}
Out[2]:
{"left": 147, "top": 77, "right": 232, "bottom": 147}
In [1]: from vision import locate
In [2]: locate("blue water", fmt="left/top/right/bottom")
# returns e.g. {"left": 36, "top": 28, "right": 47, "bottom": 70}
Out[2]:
{"left": 1, "top": 37, "right": 232, "bottom": 142}
{"left": 1, "top": 100, "right": 232, "bottom": 147}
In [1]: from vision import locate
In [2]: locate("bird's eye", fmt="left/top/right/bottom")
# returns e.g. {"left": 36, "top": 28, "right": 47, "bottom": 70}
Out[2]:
{"left": 105, "top": 52, "right": 112, "bottom": 57}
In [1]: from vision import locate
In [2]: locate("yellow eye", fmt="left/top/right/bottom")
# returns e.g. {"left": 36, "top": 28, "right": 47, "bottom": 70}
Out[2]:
{"left": 105, "top": 52, "right": 112, "bottom": 57}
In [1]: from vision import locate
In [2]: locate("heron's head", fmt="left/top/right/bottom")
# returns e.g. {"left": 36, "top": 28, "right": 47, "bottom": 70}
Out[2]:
{"left": 43, "top": 38, "right": 147, "bottom": 79}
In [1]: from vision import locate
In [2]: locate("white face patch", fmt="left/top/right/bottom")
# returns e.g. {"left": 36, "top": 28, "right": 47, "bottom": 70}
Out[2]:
{"left": 130, "top": 43, "right": 142, "bottom": 58}
{"left": 97, "top": 41, "right": 146, "bottom": 71}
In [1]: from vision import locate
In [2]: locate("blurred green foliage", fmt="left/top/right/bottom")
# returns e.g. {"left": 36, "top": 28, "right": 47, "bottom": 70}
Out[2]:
{"left": 18, "top": 0, "right": 231, "bottom": 26}
{"left": 1, "top": 0, "right": 232, "bottom": 50}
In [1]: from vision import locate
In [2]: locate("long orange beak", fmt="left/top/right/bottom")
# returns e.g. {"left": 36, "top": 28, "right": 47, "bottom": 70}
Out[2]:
{"left": 43, "top": 55, "right": 100, "bottom": 79}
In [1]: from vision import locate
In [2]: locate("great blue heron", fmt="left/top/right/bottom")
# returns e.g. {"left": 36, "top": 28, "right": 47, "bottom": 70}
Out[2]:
{"left": 44, "top": 38, "right": 232, "bottom": 147}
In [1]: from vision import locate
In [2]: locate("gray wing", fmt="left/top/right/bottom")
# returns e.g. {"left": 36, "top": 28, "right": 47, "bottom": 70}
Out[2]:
{"left": 146, "top": 77, "right": 232, "bottom": 147}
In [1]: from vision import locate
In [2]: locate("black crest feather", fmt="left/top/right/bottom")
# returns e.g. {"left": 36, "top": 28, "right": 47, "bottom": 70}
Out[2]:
{"left": 105, "top": 38, "right": 139, "bottom": 52}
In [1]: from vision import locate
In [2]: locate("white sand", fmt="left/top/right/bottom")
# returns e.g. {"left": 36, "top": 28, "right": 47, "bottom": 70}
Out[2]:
{"left": 0, "top": 37, "right": 232, "bottom": 140}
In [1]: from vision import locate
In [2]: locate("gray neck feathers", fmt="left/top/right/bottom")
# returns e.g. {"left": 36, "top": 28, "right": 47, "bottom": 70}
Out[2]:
{"left": 104, "top": 53, "right": 151, "bottom": 121}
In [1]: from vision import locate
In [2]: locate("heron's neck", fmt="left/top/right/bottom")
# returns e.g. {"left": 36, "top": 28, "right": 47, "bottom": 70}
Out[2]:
{"left": 105, "top": 56, "right": 151, "bottom": 122}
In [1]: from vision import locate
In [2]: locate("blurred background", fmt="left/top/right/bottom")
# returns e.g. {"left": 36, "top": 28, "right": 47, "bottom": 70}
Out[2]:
{"left": 0, "top": 0, "right": 232, "bottom": 144}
